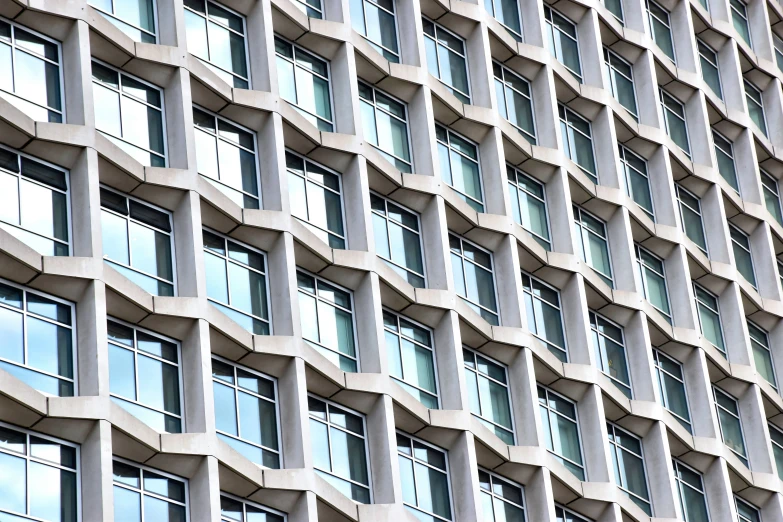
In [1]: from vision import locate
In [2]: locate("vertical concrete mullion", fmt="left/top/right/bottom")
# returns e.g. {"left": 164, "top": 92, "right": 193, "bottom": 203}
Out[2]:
{"left": 448, "top": 431, "right": 483, "bottom": 522}
{"left": 268, "top": 232, "right": 299, "bottom": 336}
{"left": 78, "top": 280, "right": 110, "bottom": 397}
{"left": 246, "top": 0, "right": 276, "bottom": 92}
{"left": 366, "top": 394, "right": 401, "bottom": 504}
{"left": 182, "top": 319, "right": 215, "bottom": 433}
{"left": 164, "top": 68, "right": 195, "bottom": 171}
{"left": 279, "top": 357, "right": 313, "bottom": 468}
{"left": 80, "top": 419, "right": 114, "bottom": 522}
{"left": 642, "top": 421, "right": 679, "bottom": 518}
{"left": 189, "top": 455, "right": 222, "bottom": 522}
{"left": 436, "top": 310, "right": 468, "bottom": 411}
{"left": 578, "top": 385, "right": 612, "bottom": 483}
{"left": 62, "top": 20, "right": 93, "bottom": 127}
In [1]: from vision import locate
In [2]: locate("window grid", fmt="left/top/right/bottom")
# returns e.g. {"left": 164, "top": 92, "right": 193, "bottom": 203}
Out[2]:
{"left": 712, "top": 129, "right": 739, "bottom": 193}
{"left": 698, "top": 39, "right": 723, "bottom": 100}
{"left": 713, "top": 386, "right": 749, "bottom": 467}
{"left": 422, "top": 18, "right": 471, "bottom": 104}
{"left": 359, "top": 81, "right": 413, "bottom": 173}
{"left": 744, "top": 79, "right": 767, "bottom": 136}
{"left": 559, "top": 104, "right": 598, "bottom": 183}
{"left": 693, "top": 282, "right": 725, "bottom": 355}
{"left": 747, "top": 320, "right": 778, "bottom": 390}
{"left": 89, "top": 0, "right": 157, "bottom": 43}
{"left": 730, "top": 223, "right": 756, "bottom": 288}
{"left": 274, "top": 36, "right": 333, "bottom": 131}
{"left": 397, "top": 431, "right": 453, "bottom": 521}
{"left": 653, "top": 349, "right": 692, "bottom": 432}
{"left": 522, "top": 271, "right": 567, "bottom": 361}
{"left": 506, "top": 165, "right": 551, "bottom": 250}
{"left": 544, "top": 6, "right": 582, "bottom": 82}
{"left": 464, "top": 347, "right": 515, "bottom": 444}
{"left": 731, "top": 0, "right": 752, "bottom": 48}
{"left": 449, "top": 233, "right": 499, "bottom": 325}
{"left": 761, "top": 169, "right": 783, "bottom": 225}
{"left": 603, "top": 48, "right": 638, "bottom": 121}
{"left": 606, "top": 422, "right": 651, "bottom": 515}
{"left": 220, "top": 493, "right": 286, "bottom": 522}
{"left": 573, "top": 205, "right": 614, "bottom": 288}
{"left": 493, "top": 62, "right": 536, "bottom": 144}
{"left": 384, "top": 309, "right": 439, "bottom": 408}
{"left": 478, "top": 468, "right": 526, "bottom": 521}
{"left": 590, "top": 311, "right": 631, "bottom": 398}
{"left": 736, "top": 496, "right": 762, "bottom": 522}
{"left": 437, "top": 123, "right": 484, "bottom": 212}
{"left": 673, "top": 458, "right": 709, "bottom": 522}
{"left": 538, "top": 385, "right": 585, "bottom": 480}
{"left": 770, "top": 423, "right": 783, "bottom": 480}
{"left": 484, "top": 0, "right": 523, "bottom": 40}
{"left": 635, "top": 244, "right": 672, "bottom": 323}
{"left": 618, "top": 144, "right": 654, "bottom": 220}
{"left": 659, "top": 88, "right": 690, "bottom": 156}
{"left": 350, "top": 0, "right": 400, "bottom": 62}
{"left": 676, "top": 183, "right": 708, "bottom": 255}
{"left": 646, "top": 0, "right": 675, "bottom": 62}
{"left": 371, "top": 193, "right": 426, "bottom": 287}
{"left": 112, "top": 459, "right": 188, "bottom": 521}
{"left": 774, "top": 32, "right": 783, "bottom": 72}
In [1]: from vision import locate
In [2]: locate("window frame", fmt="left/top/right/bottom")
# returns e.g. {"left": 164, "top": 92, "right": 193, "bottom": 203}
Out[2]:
{"left": 713, "top": 385, "right": 749, "bottom": 467}
{"left": 396, "top": 430, "right": 455, "bottom": 521}
{"left": 449, "top": 232, "right": 500, "bottom": 325}
{"left": 543, "top": 5, "right": 583, "bottom": 82}
{"left": 606, "top": 421, "right": 652, "bottom": 515}
{"left": 618, "top": 143, "right": 654, "bottom": 220}
{"left": 659, "top": 88, "right": 690, "bottom": 157}
{"left": 730, "top": 0, "right": 752, "bottom": 48}
{"left": 90, "top": 0, "right": 158, "bottom": 43}
{"left": 744, "top": 79, "right": 768, "bottom": 136}
{"left": 761, "top": 168, "right": 783, "bottom": 225}
{"left": 351, "top": 0, "right": 401, "bottom": 61}
{"left": 711, "top": 128, "right": 739, "bottom": 193}
{"left": 493, "top": 61, "right": 537, "bottom": 143}
{"left": 769, "top": 422, "right": 783, "bottom": 480}
{"left": 521, "top": 270, "right": 568, "bottom": 361}
{"left": 735, "top": 496, "right": 761, "bottom": 522}
{"left": 112, "top": 457, "right": 189, "bottom": 521}
{"left": 653, "top": 349, "right": 692, "bottom": 432}
{"left": 672, "top": 458, "right": 709, "bottom": 522}
{"left": 484, "top": 0, "right": 524, "bottom": 40}
{"left": 635, "top": 244, "right": 672, "bottom": 323}
{"left": 590, "top": 310, "right": 632, "bottom": 398}
{"left": 371, "top": 192, "right": 427, "bottom": 287}
{"left": 383, "top": 308, "right": 439, "bottom": 408}
{"left": 774, "top": 32, "right": 783, "bottom": 72}
{"left": 422, "top": 17, "right": 472, "bottom": 104}
{"left": 358, "top": 81, "right": 414, "bottom": 173}
{"left": 675, "top": 183, "right": 708, "bottom": 255}
{"left": 693, "top": 282, "right": 726, "bottom": 355}
{"left": 506, "top": 164, "right": 551, "bottom": 250}
{"left": 558, "top": 103, "right": 598, "bottom": 183}
{"left": 729, "top": 223, "right": 756, "bottom": 288}
{"left": 603, "top": 47, "right": 638, "bottom": 121}
{"left": 538, "top": 385, "right": 586, "bottom": 480}
{"left": 573, "top": 204, "right": 614, "bottom": 287}
{"left": 436, "top": 123, "right": 485, "bottom": 212}
{"left": 697, "top": 38, "right": 723, "bottom": 100}
{"left": 478, "top": 468, "right": 526, "bottom": 521}
{"left": 220, "top": 492, "right": 287, "bottom": 522}
{"left": 646, "top": 0, "right": 676, "bottom": 62}
{"left": 747, "top": 319, "right": 778, "bottom": 390}
{"left": 555, "top": 504, "right": 591, "bottom": 522}
{"left": 463, "top": 346, "right": 516, "bottom": 444}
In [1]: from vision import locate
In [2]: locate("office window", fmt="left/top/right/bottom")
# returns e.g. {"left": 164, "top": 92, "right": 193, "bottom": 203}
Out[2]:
{"left": 184, "top": 0, "right": 249, "bottom": 88}
{"left": 397, "top": 432, "right": 453, "bottom": 521}
{"left": 604, "top": 0, "right": 624, "bottom": 22}
{"left": 653, "top": 349, "right": 692, "bottom": 432}
{"left": 0, "top": 146, "right": 69, "bottom": 256}
{"left": 590, "top": 312, "right": 631, "bottom": 398}
{"left": 559, "top": 104, "right": 597, "bottom": 183}
{"left": 290, "top": 0, "right": 322, "bottom": 17}
{"left": 493, "top": 62, "right": 536, "bottom": 143}
{"left": 731, "top": 0, "right": 751, "bottom": 47}
{"left": 736, "top": 497, "right": 761, "bottom": 522}
{"left": 779, "top": 259, "right": 783, "bottom": 290}
{"left": 522, "top": 272, "right": 567, "bottom": 361}
{"left": 450, "top": 234, "right": 499, "bottom": 325}
{"left": 555, "top": 505, "right": 591, "bottom": 522}
{"left": 437, "top": 124, "right": 483, "bottom": 212}
{"left": 113, "top": 460, "right": 187, "bottom": 522}
{"left": 676, "top": 184, "right": 708, "bottom": 254}
{"left": 603, "top": 48, "right": 637, "bottom": 120}
{"left": 646, "top": 0, "right": 675, "bottom": 61}
{"left": 478, "top": 469, "right": 525, "bottom": 521}
{"left": 697, "top": 39, "right": 722, "bottom": 100}
{"left": 713, "top": 387, "right": 749, "bottom": 467}
{"left": 770, "top": 423, "right": 783, "bottom": 480}
{"left": 308, "top": 396, "right": 370, "bottom": 502}
{"left": 573, "top": 205, "right": 613, "bottom": 287}
{"left": 730, "top": 224, "right": 756, "bottom": 288}
{"left": 203, "top": 229, "right": 271, "bottom": 335}
{"left": 275, "top": 37, "right": 333, "bottom": 131}
{"left": 384, "top": 310, "right": 438, "bottom": 408}
{"left": 359, "top": 82, "right": 412, "bottom": 173}
{"left": 0, "top": 424, "right": 78, "bottom": 522}
{"left": 297, "top": 270, "right": 357, "bottom": 371}
{"left": 712, "top": 130, "right": 739, "bottom": 192}
{"left": 220, "top": 495, "right": 285, "bottom": 522}
{"left": 660, "top": 89, "right": 690, "bottom": 156}
{"left": 636, "top": 245, "right": 671, "bottom": 323}
{"left": 745, "top": 80, "right": 767, "bottom": 136}
{"left": 485, "top": 0, "right": 522, "bottom": 40}
{"left": 693, "top": 283, "right": 725, "bottom": 354}
{"left": 775, "top": 33, "right": 783, "bottom": 72}
{"left": 286, "top": 151, "right": 346, "bottom": 249}
{"left": 212, "top": 357, "right": 280, "bottom": 468}
{"left": 0, "top": 19, "right": 63, "bottom": 123}
{"left": 607, "top": 423, "right": 651, "bottom": 515}
{"left": 618, "top": 144, "right": 653, "bottom": 220}
{"left": 747, "top": 321, "right": 777, "bottom": 389}
{"left": 761, "top": 169, "right": 783, "bottom": 225}
{"left": 422, "top": 18, "right": 470, "bottom": 104}
{"left": 101, "top": 188, "right": 175, "bottom": 296}
{"left": 372, "top": 194, "right": 425, "bottom": 287}
{"left": 108, "top": 320, "right": 182, "bottom": 433}
{"left": 544, "top": 6, "right": 582, "bottom": 82}
{"left": 92, "top": 61, "right": 165, "bottom": 166}
{"left": 507, "top": 166, "right": 551, "bottom": 250}
{"left": 672, "top": 459, "right": 709, "bottom": 522}
{"left": 193, "top": 106, "right": 260, "bottom": 209}
{"left": 464, "top": 348, "right": 514, "bottom": 444}
{"left": 90, "top": 0, "right": 156, "bottom": 43}
{"left": 350, "top": 0, "right": 399, "bottom": 62}
{"left": 538, "top": 386, "right": 585, "bottom": 480}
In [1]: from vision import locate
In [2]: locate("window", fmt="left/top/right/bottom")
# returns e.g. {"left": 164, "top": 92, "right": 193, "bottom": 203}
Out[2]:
{"left": 485, "top": 0, "right": 522, "bottom": 40}
{"left": 604, "top": 0, "right": 624, "bottom": 22}
{"left": 89, "top": 0, "right": 156, "bottom": 43}
{"left": 522, "top": 272, "right": 567, "bottom": 361}
{"left": 730, "top": 224, "right": 756, "bottom": 288}
{"left": 672, "top": 459, "right": 709, "bottom": 522}
{"left": 761, "top": 169, "right": 783, "bottom": 225}
{"left": 713, "top": 386, "right": 749, "bottom": 467}
{"left": 113, "top": 460, "right": 187, "bottom": 522}
{"left": 0, "top": 280, "right": 75, "bottom": 397}
{"left": 538, "top": 386, "right": 584, "bottom": 480}
{"left": 371, "top": 193, "right": 425, "bottom": 287}
{"left": 779, "top": 259, "right": 783, "bottom": 290}
{"left": 559, "top": 104, "right": 597, "bottom": 183}
{"left": 635, "top": 245, "right": 671, "bottom": 323}
{"left": 422, "top": 18, "right": 470, "bottom": 104}
{"left": 184, "top": 0, "right": 249, "bottom": 88}
{"left": 297, "top": 270, "right": 357, "bottom": 371}
{"left": 770, "top": 423, "right": 783, "bottom": 480}
{"left": 693, "top": 283, "right": 725, "bottom": 354}
{"left": 544, "top": 6, "right": 582, "bottom": 82}
{"left": 309, "top": 396, "right": 370, "bottom": 502}
{"left": 731, "top": 0, "right": 751, "bottom": 47}
{"left": 676, "top": 184, "right": 707, "bottom": 254}
{"left": 286, "top": 151, "right": 346, "bottom": 248}
{"left": 203, "top": 229, "right": 271, "bottom": 335}
{"left": 0, "top": 145, "right": 69, "bottom": 256}
{"left": 212, "top": 357, "right": 280, "bottom": 468}
{"left": 350, "top": 0, "right": 399, "bottom": 61}
{"left": 745, "top": 80, "right": 767, "bottom": 136}
{"left": 607, "top": 423, "right": 651, "bottom": 515}
{"left": 507, "top": 166, "right": 550, "bottom": 249}
{"left": 478, "top": 469, "right": 525, "bottom": 521}
{"left": 590, "top": 312, "right": 631, "bottom": 398}
{"left": 774, "top": 33, "right": 783, "bottom": 72}
{"left": 358, "top": 82, "right": 412, "bottom": 173}
{"left": 659, "top": 89, "right": 690, "bottom": 156}
{"left": 573, "top": 205, "right": 613, "bottom": 287}
{"left": 437, "top": 124, "right": 483, "bottom": 212}
{"left": 92, "top": 61, "right": 165, "bottom": 167}
{"left": 697, "top": 39, "right": 722, "bottom": 100}
{"left": 290, "top": 0, "right": 322, "bottom": 17}
{"left": 618, "top": 144, "right": 653, "bottom": 220}
{"left": 449, "top": 233, "right": 499, "bottom": 325}
{"left": 493, "top": 62, "right": 536, "bottom": 143}
{"left": 108, "top": 320, "right": 182, "bottom": 433}
{"left": 384, "top": 310, "right": 438, "bottom": 408}
{"left": 603, "top": 48, "right": 637, "bottom": 120}
{"left": 555, "top": 505, "right": 591, "bottom": 522}
{"left": 220, "top": 494, "right": 285, "bottom": 522}
{"left": 747, "top": 321, "right": 777, "bottom": 389}
{"left": 0, "top": 423, "right": 78, "bottom": 522}
{"left": 712, "top": 130, "right": 739, "bottom": 192}
{"left": 193, "top": 106, "right": 260, "bottom": 209}
{"left": 275, "top": 37, "right": 333, "bottom": 131}
{"left": 736, "top": 497, "right": 761, "bottom": 522}
{"left": 0, "top": 18, "right": 63, "bottom": 123}
{"left": 397, "top": 432, "right": 453, "bottom": 521}
{"left": 646, "top": 0, "right": 675, "bottom": 61}
{"left": 653, "top": 349, "right": 692, "bottom": 432}
{"left": 464, "top": 348, "right": 514, "bottom": 444}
